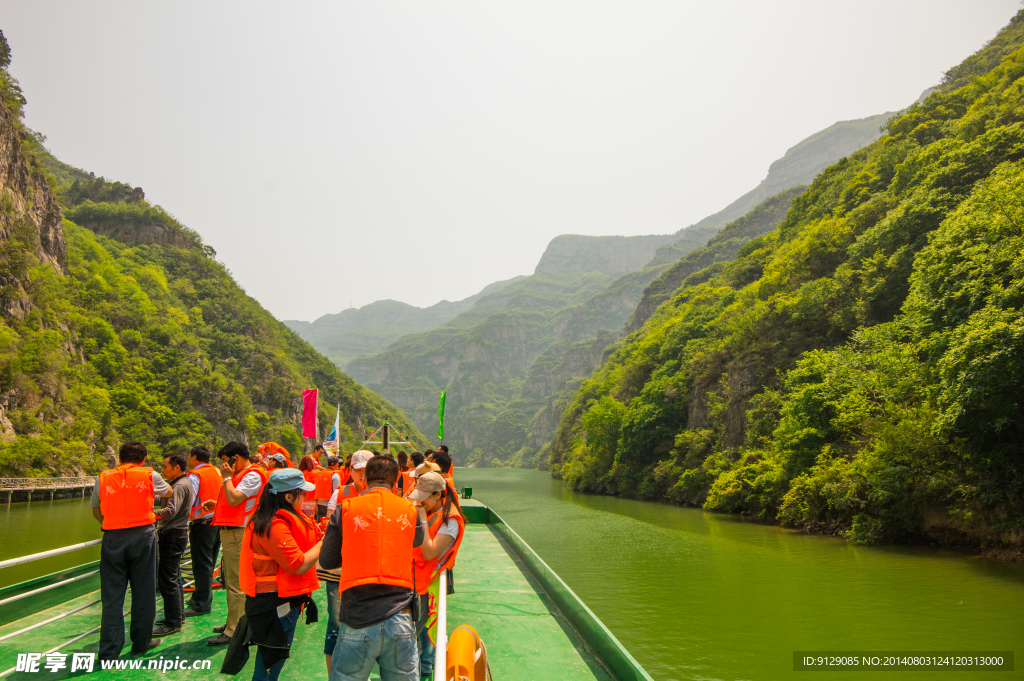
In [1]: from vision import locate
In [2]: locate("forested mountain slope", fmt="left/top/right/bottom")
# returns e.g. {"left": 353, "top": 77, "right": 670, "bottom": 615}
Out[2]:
{"left": 0, "top": 34, "right": 425, "bottom": 476}
{"left": 550, "top": 10, "right": 1024, "bottom": 550}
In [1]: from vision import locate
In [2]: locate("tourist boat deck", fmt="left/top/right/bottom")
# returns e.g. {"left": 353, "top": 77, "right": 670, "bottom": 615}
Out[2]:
{"left": 0, "top": 499, "right": 651, "bottom": 680}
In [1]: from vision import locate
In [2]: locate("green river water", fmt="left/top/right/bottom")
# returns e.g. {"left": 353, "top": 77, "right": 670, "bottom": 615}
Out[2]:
{"left": 2, "top": 470, "right": 1022, "bottom": 680}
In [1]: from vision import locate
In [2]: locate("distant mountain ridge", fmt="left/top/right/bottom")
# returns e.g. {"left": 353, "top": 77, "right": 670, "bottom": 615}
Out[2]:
{"left": 284, "top": 277, "right": 523, "bottom": 366}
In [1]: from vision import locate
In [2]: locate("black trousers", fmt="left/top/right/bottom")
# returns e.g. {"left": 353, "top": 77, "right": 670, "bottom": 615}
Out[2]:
{"left": 99, "top": 525, "right": 157, "bottom": 659}
{"left": 157, "top": 528, "right": 189, "bottom": 627}
{"left": 187, "top": 520, "right": 220, "bottom": 613}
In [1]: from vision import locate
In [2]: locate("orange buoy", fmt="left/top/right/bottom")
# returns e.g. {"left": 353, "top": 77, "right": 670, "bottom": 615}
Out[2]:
{"left": 446, "top": 624, "right": 489, "bottom": 681}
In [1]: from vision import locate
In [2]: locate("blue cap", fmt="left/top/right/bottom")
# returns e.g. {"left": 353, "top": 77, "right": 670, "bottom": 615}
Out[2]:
{"left": 268, "top": 468, "right": 315, "bottom": 494}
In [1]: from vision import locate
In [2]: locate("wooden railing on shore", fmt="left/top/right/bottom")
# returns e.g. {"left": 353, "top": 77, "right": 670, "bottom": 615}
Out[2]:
{"left": 0, "top": 477, "right": 96, "bottom": 503}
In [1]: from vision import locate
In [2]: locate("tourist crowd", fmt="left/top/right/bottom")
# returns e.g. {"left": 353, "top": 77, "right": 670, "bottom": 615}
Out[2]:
{"left": 91, "top": 440, "right": 461, "bottom": 681}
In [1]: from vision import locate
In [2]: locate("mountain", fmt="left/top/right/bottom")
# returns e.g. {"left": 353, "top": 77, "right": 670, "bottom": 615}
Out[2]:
{"left": 0, "top": 33, "right": 426, "bottom": 476}
{"left": 346, "top": 271, "right": 614, "bottom": 464}
{"left": 284, "top": 277, "right": 522, "bottom": 367}
{"left": 646, "top": 112, "right": 896, "bottom": 268}
{"left": 533, "top": 234, "right": 677, "bottom": 276}
{"left": 312, "top": 106, "right": 906, "bottom": 469}
{"left": 548, "top": 10, "right": 1024, "bottom": 551}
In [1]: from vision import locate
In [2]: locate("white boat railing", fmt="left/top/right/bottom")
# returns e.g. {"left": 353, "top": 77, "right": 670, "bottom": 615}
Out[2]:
{"left": 0, "top": 539, "right": 102, "bottom": 570}
{"left": 433, "top": 570, "right": 447, "bottom": 681}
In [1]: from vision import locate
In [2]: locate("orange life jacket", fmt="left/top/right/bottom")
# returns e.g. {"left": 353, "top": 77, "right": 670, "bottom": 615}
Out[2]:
{"left": 98, "top": 463, "right": 156, "bottom": 530}
{"left": 212, "top": 465, "right": 268, "bottom": 527}
{"left": 413, "top": 504, "right": 465, "bottom": 594}
{"left": 257, "top": 441, "right": 292, "bottom": 467}
{"left": 314, "top": 468, "right": 338, "bottom": 502}
{"left": 336, "top": 479, "right": 366, "bottom": 504}
{"left": 239, "top": 509, "right": 322, "bottom": 597}
{"left": 442, "top": 471, "right": 454, "bottom": 488}
{"left": 400, "top": 470, "right": 415, "bottom": 496}
{"left": 188, "top": 463, "right": 223, "bottom": 519}
{"left": 339, "top": 489, "right": 416, "bottom": 592}
{"left": 302, "top": 469, "right": 317, "bottom": 484}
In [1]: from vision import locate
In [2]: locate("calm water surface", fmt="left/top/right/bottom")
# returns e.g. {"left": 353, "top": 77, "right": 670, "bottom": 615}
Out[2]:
{"left": 3, "top": 472, "right": 1022, "bottom": 680}
{"left": 456, "top": 468, "right": 1024, "bottom": 681}
{"left": 0, "top": 497, "right": 101, "bottom": 588}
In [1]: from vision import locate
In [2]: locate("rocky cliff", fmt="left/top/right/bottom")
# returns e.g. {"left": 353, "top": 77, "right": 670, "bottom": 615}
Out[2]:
{"left": 0, "top": 100, "right": 66, "bottom": 320}
{"left": 534, "top": 234, "right": 677, "bottom": 276}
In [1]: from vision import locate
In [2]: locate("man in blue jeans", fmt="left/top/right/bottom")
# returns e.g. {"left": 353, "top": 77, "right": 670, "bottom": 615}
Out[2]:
{"left": 319, "top": 456, "right": 426, "bottom": 681}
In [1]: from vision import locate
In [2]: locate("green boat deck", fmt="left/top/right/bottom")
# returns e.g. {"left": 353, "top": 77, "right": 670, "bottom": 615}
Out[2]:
{"left": 0, "top": 500, "right": 647, "bottom": 680}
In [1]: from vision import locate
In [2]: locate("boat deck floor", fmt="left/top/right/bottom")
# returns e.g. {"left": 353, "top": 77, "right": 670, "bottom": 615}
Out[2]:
{"left": 1, "top": 524, "right": 612, "bottom": 680}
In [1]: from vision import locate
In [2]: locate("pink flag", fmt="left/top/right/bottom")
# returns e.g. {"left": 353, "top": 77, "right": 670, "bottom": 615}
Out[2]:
{"left": 302, "top": 389, "right": 318, "bottom": 438}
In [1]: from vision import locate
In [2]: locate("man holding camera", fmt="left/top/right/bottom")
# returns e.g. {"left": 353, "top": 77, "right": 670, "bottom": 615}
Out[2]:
{"left": 203, "top": 442, "right": 268, "bottom": 646}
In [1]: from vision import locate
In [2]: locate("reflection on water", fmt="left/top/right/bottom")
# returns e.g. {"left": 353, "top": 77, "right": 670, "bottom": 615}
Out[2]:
{"left": 0, "top": 497, "right": 101, "bottom": 588}
{"left": 457, "top": 468, "right": 1024, "bottom": 681}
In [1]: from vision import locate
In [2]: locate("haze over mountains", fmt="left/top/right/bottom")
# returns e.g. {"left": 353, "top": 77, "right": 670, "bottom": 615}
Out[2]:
{"left": 288, "top": 107, "right": 900, "bottom": 465}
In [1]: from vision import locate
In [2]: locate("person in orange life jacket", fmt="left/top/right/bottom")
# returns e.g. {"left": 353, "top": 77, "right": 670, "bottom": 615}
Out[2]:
{"left": 409, "top": 472, "right": 464, "bottom": 679}
{"left": 432, "top": 449, "right": 454, "bottom": 488}
{"left": 90, "top": 442, "right": 173, "bottom": 660}
{"left": 335, "top": 450, "right": 372, "bottom": 504}
{"left": 203, "top": 442, "right": 268, "bottom": 646}
{"left": 225, "top": 468, "right": 322, "bottom": 681}
{"left": 152, "top": 453, "right": 195, "bottom": 637}
{"left": 266, "top": 453, "right": 288, "bottom": 471}
{"left": 404, "top": 462, "right": 439, "bottom": 501}
{"left": 319, "top": 456, "right": 427, "bottom": 681}
{"left": 314, "top": 456, "right": 343, "bottom": 519}
{"left": 401, "top": 453, "right": 424, "bottom": 499}
{"left": 396, "top": 452, "right": 409, "bottom": 495}
{"left": 316, "top": 450, "right": 370, "bottom": 674}
{"left": 298, "top": 454, "right": 319, "bottom": 483}
{"left": 183, "top": 445, "right": 222, "bottom": 619}
{"left": 298, "top": 454, "right": 320, "bottom": 516}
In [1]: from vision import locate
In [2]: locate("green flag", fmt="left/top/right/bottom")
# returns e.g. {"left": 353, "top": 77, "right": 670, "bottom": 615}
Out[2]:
{"left": 437, "top": 391, "right": 447, "bottom": 441}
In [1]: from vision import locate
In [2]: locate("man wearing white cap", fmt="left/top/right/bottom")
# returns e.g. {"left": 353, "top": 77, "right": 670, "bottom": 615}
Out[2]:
{"left": 336, "top": 450, "right": 372, "bottom": 504}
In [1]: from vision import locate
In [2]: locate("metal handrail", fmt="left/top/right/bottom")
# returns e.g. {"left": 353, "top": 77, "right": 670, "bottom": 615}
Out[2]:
{"left": 0, "top": 539, "right": 102, "bottom": 570}
{"left": 433, "top": 570, "right": 447, "bottom": 681}
{"left": 0, "top": 570, "right": 99, "bottom": 607}
{"left": 0, "top": 599, "right": 101, "bottom": 643}
{"left": 0, "top": 477, "right": 96, "bottom": 488}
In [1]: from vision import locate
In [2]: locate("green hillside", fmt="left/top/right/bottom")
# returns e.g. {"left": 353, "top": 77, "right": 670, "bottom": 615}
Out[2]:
{"left": 549, "top": 10, "right": 1024, "bottom": 550}
{"left": 284, "top": 278, "right": 523, "bottom": 367}
{"left": 0, "top": 37, "right": 426, "bottom": 476}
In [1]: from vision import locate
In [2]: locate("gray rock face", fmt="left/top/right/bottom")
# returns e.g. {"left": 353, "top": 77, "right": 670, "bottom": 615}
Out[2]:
{"left": 0, "top": 104, "right": 67, "bottom": 320}
{"left": 75, "top": 218, "right": 193, "bottom": 249}
{"left": 681, "top": 112, "right": 894, "bottom": 235}
{"left": 0, "top": 103, "right": 67, "bottom": 274}
{"left": 534, "top": 234, "right": 676, "bottom": 277}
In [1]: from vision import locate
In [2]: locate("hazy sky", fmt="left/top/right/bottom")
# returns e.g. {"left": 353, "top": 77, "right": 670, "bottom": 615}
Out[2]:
{"left": 2, "top": 1, "right": 1019, "bottom": 321}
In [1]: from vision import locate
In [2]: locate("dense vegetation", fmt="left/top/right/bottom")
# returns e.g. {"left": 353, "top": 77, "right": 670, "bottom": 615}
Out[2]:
{"left": 550, "top": 11, "right": 1024, "bottom": 549}
{"left": 0, "top": 35, "right": 425, "bottom": 476}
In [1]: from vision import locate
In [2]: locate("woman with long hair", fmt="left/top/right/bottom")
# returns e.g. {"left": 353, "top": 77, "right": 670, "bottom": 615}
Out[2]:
{"left": 297, "top": 455, "right": 319, "bottom": 482}
{"left": 232, "top": 469, "right": 322, "bottom": 681}
{"left": 409, "top": 471, "right": 465, "bottom": 679}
